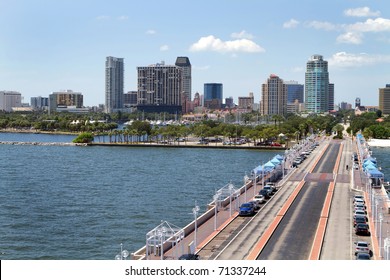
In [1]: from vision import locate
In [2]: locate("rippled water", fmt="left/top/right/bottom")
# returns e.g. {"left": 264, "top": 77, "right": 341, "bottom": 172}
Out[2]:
{"left": 0, "top": 132, "right": 280, "bottom": 259}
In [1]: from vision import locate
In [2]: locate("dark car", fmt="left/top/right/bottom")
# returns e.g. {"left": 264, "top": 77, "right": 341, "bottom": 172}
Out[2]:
{"left": 259, "top": 189, "right": 270, "bottom": 199}
{"left": 179, "top": 254, "right": 200, "bottom": 260}
{"left": 355, "top": 223, "right": 370, "bottom": 236}
{"left": 239, "top": 203, "right": 255, "bottom": 216}
{"left": 356, "top": 252, "right": 371, "bottom": 260}
{"left": 353, "top": 215, "right": 367, "bottom": 227}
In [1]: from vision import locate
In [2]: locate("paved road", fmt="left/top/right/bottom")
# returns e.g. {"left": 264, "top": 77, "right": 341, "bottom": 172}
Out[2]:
{"left": 257, "top": 143, "right": 340, "bottom": 260}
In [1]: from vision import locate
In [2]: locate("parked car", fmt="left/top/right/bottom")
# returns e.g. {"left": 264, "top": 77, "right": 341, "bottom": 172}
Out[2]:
{"left": 354, "top": 194, "right": 364, "bottom": 200}
{"left": 354, "top": 215, "right": 368, "bottom": 226}
{"left": 270, "top": 142, "right": 282, "bottom": 147}
{"left": 355, "top": 202, "right": 366, "bottom": 209}
{"left": 355, "top": 223, "right": 370, "bottom": 236}
{"left": 259, "top": 189, "right": 270, "bottom": 199}
{"left": 354, "top": 210, "right": 367, "bottom": 217}
{"left": 179, "top": 254, "right": 200, "bottom": 260}
{"left": 239, "top": 203, "right": 255, "bottom": 216}
{"left": 253, "top": 194, "right": 265, "bottom": 204}
{"left": 354, "top": 241, "right": 372, "bottom": 256}
{"left": 354, "top": 198, "right": 365, "bottom": 206}
{"left": 263, "top": 185, "right": 275, "bottom": 196}
{"left": 248, "top": 200, "right": 260, "bottom": 210}
{"left": 354, "top": 206, "right": 367, "bottom": 214}
{"left": 356, "top": 252, "right": 371, "bottom": 260}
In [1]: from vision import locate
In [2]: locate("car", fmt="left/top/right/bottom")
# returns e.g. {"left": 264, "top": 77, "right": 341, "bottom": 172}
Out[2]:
{"left": 353, "top": 215, "right": 367, "bottom": 227}
{"left": 353, "top": 163, "right": 359, "bottom": 170}
{"left": 253, "top": 194, "right": 265, "bottom": 204}
{"left": 354, "top": 241, "right": 371, "bottom": 256}
{"left": 271, "top": 142, "right": 282, "bottom": 147}
{"left": 248, "top": 200, "right": 260, "bottom": 210}
{"left": 355, "top": 223, "right": 370, "bottom": 236}
{"left": 354, "top": 206, "right": 367, "bottom": 214}
{"left": 263, "top": 185, "right": 275, "bottom": 196}
{"left": 356, "top": 252, "right": 371, "bottom": 260}
{"left": 354, "top": 194, "right": 364, "bottom": 200}
{"left": 354, "top": 198, "right": 365, "bottom": 206}
{"left": 259, "top": 189, "right": 270, "bottom": 199}
{"left": 179, "top": 254, "right": 200, "bottom": 260}
{"left": 355, "top": 202, "right": 366, "bottom": 209}
{"left": 239, "top": 203, "right": 255, "bottom": 216}
{"left": 354, "top": 210, "right": 367, "bottom": 217}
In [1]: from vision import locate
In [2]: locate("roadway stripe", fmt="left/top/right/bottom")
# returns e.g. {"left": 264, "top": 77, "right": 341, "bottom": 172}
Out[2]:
{"left": 309, "top": 143, "right": 329, "bottom": 173}
{"left": 333, "top": 143, "right": 343, "bottom": 174}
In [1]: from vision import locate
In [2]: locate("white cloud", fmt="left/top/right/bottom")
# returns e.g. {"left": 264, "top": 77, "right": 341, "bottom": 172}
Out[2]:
{"left": 283, "top": 19, "right": 299, "bottom": 29}
{"left": 305, "top": 21, "right": 338, "bottom": 31}
{"left": 230, "top": 30, "right": 254, "bottom": 40}
{"left": 347, "top": 18, "right": 390, "bottom": 33}
{"left": 344, "top": 7, "right": 381, "bottom": 17}
{"left": 336, "top": 32, "right": 363, "bottom": 44}
{"left": 328, "top": 52, "right": 390, "bottom": 68}
{"left": 189, "top": 35, "right": 265, "bottom": 53}
{"left": 96, "top": 15, "right": 110, "bottom": 20}
{"left": 146, "top": 29, "right": 156, "bottom": 35}
{"left": 117, "top": 16, "right": 129, "bottom": 21}
{"left": 160, "top": 45, "right": 169, "bottom": 51}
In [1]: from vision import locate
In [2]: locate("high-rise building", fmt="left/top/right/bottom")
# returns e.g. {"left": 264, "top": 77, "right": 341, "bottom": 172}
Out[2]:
{"left": 137, "top": 61, "right": 183, "bottom": 113}
{"left": 238, "top": 92, "right": 254, "bottom": 110}
{"left": 175, "top": 57, "right": 192, "bottom": 101}
{"left": 31, "top": 96, "right": 49, "bottom": 110}
{"left": 49, "top": 90, "right": 83, "bottom": 113}
{"left": 105, "top": 56, "right": 124, "bottom": 113}
{"left": 123, "top": 91, "right": 138, "bottom": 108}
{"left": 260, "top": 74, "right": 287, "bottom": 116}
{"left": 328, "top": 83, "right": 335, "bottom": 111}
{"left": 285, "top": 81, "right": 304, "bottom": 103}
{"left": 0, "top": 91, "right": 22, "bottom": 112}
{"left": 305, "top": 55, "right": 330, "bottom": 113}
{"left": 379, "top": 84, "right": 390, "bottom": 115}
{"left": 204, "top": 83, "right": 223, "bottom": 109}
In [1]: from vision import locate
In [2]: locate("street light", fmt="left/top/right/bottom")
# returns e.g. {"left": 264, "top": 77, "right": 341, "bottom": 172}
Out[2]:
{"left": 192, "top": 201, "right": 200, "bottom": 249}
{"left": 115, "top": 243, "right": 129, "bottom": 260}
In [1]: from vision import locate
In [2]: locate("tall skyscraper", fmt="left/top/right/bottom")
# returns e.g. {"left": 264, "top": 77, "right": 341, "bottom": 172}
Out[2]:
{"left": 105, "top": 56, "right": 124, "bottom": 113}
{"left": 260, "top": 74, "right": 287, "bottom": 116}
{"left": 137, "top": 61, "right": 183, "bottom": 113}
{"left": 305, "top": 55, "right": 329, "bottom": 113}
{"left": 204, "top": 83, "right": 223, "bottom": 109}
{"left": 175, "top": 57, "right": 192, "bottom": 101}
{"left": 379, "top": 84, "right": 390, "bottom": 115}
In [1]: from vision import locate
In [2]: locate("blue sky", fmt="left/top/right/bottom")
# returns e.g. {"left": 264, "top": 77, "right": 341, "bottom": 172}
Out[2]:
{"left": 1, "top": 0, "right": 389, "bottom": 107}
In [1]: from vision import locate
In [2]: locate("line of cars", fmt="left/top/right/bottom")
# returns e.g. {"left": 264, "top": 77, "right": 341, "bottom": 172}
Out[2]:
{"left": 353, "top": 194, "right": 373, "bottom": 260}
{"left": 239, "top": 183, "right": 276, "bottom": 217}
{"left": 292, "top": 143, "right": 318, "bottom": 168}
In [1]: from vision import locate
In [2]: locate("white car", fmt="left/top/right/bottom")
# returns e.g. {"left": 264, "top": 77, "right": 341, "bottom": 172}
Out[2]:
{"left": 355, "top": 241, "right": 371, "bottom": 256}
{"left": 354, "top": 198, "right": 365, "bottom": 205}
{"left": 253, "top": 194, "right": 265, "bottom": 204}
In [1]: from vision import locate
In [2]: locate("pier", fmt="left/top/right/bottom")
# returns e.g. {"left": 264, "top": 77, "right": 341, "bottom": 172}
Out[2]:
{"left": 127, "top": 134, "right": 390, "bottom": 260}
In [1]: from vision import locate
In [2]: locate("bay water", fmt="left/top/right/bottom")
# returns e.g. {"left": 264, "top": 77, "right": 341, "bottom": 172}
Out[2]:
{"left": 0, "top": 132, "right": 279, "bottom": 259}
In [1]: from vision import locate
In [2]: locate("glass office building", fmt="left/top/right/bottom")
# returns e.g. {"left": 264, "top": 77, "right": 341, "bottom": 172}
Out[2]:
{"left": 204, "top": 83, "right": 223, "bottom": 109}
{"left": 305, "top": 55, "right": 329, "bottom": 113}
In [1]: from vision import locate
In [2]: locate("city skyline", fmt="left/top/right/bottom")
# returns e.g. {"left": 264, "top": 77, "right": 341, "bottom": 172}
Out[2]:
{"left": 1, "top": 0, "right": 389, "bottom": 107}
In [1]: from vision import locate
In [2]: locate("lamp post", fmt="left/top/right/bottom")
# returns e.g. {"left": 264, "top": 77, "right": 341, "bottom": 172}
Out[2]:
{"left": 213, "top": 193, "right": 219, "bottom": 231}
{"left": 115, "top": 243, "right": 129, "bottom": 260}
{"left": 192, "top": 201, "right": 200, "bottom": 249}
{"left": 379, "top": 213, "right": 383, "bottom": 258}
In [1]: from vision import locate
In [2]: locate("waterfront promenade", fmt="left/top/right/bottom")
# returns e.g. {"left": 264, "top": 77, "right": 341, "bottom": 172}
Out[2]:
{"left": 131, "top": 135, "right": 390, "bottom": 260}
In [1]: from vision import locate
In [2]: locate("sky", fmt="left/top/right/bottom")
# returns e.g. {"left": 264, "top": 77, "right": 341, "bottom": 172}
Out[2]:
{"left": 0, "top": 0, "right": 389, "bottom": 107}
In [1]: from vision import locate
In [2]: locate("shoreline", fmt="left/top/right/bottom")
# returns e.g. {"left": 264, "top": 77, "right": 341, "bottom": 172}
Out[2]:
{"left": 88, "top": 142, "right": 286, "bottom": 150}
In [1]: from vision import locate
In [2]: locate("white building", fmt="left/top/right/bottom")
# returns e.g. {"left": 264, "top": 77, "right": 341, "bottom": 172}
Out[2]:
{"left": 0, "top": 91, "right": 22, "bottom": 112}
